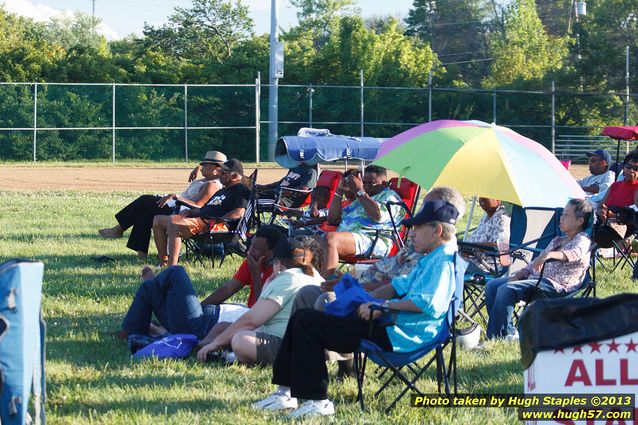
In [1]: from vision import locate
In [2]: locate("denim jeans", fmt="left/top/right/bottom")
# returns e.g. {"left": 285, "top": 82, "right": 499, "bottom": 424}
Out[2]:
{"left": 122, "top": 266, "right": 218, "bottom": 339}
{"left": 484, "top": 276, "right": 561, "bottom": 339}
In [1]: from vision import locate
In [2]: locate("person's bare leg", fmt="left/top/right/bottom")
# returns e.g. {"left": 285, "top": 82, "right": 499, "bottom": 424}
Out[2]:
{"left": 152, "top": 216, "right": 169, "bottom": 266}
{"left": 231, "top": 331, "right": 258, "bottom": 364}
{"left": 323, "top": 232, "right": 357, "bottom": 278}
{"left": 99, "top": 224, "right": 123, "bottom": 238}
{"left": 167, "top": 222, "right": 183, "bottom": 266}
{"left": 198, "top": 322, "right": 232, "bottom": 347}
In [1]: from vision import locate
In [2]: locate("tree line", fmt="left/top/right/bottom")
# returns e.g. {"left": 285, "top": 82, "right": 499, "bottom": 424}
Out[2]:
{"left": 0, "top": 0, "right": 636, "bottom": 161}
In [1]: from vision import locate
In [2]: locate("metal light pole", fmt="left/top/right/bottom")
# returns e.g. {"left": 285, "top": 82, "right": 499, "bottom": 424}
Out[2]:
{"left": 268, "top": 0, "right": 280, "bottom": 161}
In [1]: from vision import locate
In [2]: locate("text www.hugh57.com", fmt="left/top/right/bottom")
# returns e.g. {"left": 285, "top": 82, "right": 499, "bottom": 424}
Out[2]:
{"left": 520, "top": 408, "right": 632, "bottom": 421}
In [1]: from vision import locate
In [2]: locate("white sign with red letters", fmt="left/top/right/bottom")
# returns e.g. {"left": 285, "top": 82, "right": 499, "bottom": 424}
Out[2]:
{"left": 524, "top": 331, "right": 638, "bottom": 425}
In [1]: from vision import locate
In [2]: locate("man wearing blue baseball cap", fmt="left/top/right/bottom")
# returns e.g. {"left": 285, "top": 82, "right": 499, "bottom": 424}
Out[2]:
{"left": 577, "top": 149, "right": 615, "bottom": 196}
{"left": 253, "top": 199, "right": 463, "bottom": 418}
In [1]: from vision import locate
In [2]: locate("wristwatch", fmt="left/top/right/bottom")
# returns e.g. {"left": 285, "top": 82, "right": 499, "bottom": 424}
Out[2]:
{"left": 356, "top": 189, "right": 366, "bottom": 198}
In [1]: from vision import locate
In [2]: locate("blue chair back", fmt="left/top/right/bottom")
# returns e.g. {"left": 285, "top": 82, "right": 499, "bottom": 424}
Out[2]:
{"left": 509, "top": 206, "right": 563, "bottom": 273}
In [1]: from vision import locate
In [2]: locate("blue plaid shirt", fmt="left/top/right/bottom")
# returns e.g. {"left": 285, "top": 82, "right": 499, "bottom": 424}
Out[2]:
{"left": 387, "top": 240, "right": 457, "bottom": 353}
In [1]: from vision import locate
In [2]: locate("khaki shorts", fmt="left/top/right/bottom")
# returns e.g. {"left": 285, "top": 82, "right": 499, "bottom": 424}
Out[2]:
{"left": 255, "top": 332, "right": 282, "bottom": 365}
{"left": 171, "top": 216, "right": 228, "bottom": 238}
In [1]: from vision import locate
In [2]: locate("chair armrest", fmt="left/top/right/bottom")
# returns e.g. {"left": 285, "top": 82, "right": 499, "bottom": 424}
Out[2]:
{"left": 281, "top": 187, "right": 312, "bottom": 194}
{"left": 367, "top": 304, "right": 398, "bottom": 337}
{"left": 175, "top": 199, "right": 199, "bottom": 210}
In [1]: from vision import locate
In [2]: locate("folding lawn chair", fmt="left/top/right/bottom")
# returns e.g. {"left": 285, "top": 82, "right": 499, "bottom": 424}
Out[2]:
{"left": 256, "top": 164, "right": 320, "bottom": 225}
{"left": 593, "top": 206, "right": 636, "bottom": 273}
{"left": 270, "top": 170, "right": 343, "bottom": 231}
{"left": 184, "top": 171, "right": 258, "bottom": 267}
{"left": 459, "top": 205, "right": 563, "bottom": 325}
{"left": 353, "top": 253, "right": 468, "bottom": 413}
{"left": 512, "top": 216, "right": 598, "bottom": 324}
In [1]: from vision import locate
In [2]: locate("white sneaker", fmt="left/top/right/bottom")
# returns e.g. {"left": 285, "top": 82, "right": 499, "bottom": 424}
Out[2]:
{"left": 288, "top": 400, "right": 335, "bottom": 418}
{"left": 223, "top": 351, "right": 236, "bottom": 365}
{"left": 252, "top": 393, "right": 298, "bottom": 410}
{"left": 504, "top": 331, "right": 519, "bottom": 341}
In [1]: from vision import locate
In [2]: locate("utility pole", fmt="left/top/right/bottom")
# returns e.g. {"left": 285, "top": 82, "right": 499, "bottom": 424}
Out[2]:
{"left": 268, "top": 0, "right": 281, "bottom": 162}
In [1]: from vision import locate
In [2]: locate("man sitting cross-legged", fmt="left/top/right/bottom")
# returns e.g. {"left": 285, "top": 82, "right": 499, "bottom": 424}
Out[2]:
{"left": 153, "top": 158, "right": 250, "bottom": 267}
{"left": 253, "top": 200, "right": 461, "bottom": 417}
{"left": 320, "top": 165, "right": 401, "bottom": 277}
{"left": 119, "top": 225, "right": 285, "bottom": 342}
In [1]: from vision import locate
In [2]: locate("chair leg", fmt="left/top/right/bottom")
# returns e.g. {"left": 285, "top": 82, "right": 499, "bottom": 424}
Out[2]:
{"left": 354, "top": 352, "right": 366, "bottom": 411}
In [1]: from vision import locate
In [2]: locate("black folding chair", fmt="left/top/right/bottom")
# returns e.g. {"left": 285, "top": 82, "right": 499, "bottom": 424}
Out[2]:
{"left": 184, "top": 171, "right": 258, "bottom": 267}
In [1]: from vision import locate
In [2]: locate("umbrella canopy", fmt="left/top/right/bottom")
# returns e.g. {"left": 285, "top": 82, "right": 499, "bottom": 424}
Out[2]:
{"left": 601, "top": 126, "right": 638, "bottom": 141}
{"left": 374, "top": 120, "right": 586, "bottom": 207}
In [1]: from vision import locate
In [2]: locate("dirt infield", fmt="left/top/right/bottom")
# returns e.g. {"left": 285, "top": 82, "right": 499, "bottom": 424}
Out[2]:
{"left": 0, "top": 166, "right": 290, "bottom": 193}
{"left": 0, "top": 164, "right": 590, "bottom": 192}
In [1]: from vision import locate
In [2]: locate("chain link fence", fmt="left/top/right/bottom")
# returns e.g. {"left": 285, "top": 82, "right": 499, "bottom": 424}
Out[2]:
{"left": 0, "top": 81, "right": 636, "bottom": 163}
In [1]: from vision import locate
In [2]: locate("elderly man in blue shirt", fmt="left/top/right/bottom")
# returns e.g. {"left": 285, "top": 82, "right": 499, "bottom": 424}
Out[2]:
{"left": 253, "top": 199, "right": 461, "bottom": 418}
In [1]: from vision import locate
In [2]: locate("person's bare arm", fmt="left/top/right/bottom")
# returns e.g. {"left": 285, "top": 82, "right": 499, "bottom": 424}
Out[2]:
{"left": 187, "top": 181, "right": 220, "bottom": 207}
{"left": 188, "top": 165, "right": 201, "bottom": 182}
{"left": 581, "top": 184, "right": 600, "bottom": 194}
{"left": 246, "top": 255, "right": 266, "bottom": 299}
{"left": 196, "top": 299, "right": 280, "bottom": 361}
{"left": 220, "top": 207, "right": 245, "bottom": 221}
{"left": 327, "top": 179, "right": 347, "bottom": 224}
{"left": 370, "top": 283, "right": 399, "bottom": 300}
{"left": 200, "top": 278, "right": 244, "bottom": 306}
{"left": 348, "top": 174, "right": 382, "bottom": 222}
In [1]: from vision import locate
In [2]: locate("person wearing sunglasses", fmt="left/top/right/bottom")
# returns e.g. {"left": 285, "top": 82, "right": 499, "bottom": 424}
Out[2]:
{"left": 597, "top": 151, "right": 638, "bottom": 225}
{"left": 153, "top": 158, "right": 250, "bottom": 267}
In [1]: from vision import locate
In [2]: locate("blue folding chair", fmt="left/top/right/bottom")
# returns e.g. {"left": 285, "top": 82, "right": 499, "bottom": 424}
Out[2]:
{"left": 353, "top": 253, "right": 468, "bottom": 413}
{"left": 460, "top": 206, "right": 563, "bottom": 324}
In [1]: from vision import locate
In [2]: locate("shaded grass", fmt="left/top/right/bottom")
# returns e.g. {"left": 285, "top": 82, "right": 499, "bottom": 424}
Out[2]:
{"left": 0, "top": 190, "right": 634, "bottom": 424}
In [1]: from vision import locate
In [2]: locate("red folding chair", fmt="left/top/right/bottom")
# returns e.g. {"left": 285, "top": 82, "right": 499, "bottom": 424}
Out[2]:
{"left": 271, "top": 170, "right": 343, "bottom": 229}
{"left": 341, "top": 177, "right": 420, "bottom": 263}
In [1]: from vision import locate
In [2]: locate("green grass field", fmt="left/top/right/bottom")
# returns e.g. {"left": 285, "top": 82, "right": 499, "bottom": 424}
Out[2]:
{"left": 0, "top": 190, "right": 633, "bottom": 424}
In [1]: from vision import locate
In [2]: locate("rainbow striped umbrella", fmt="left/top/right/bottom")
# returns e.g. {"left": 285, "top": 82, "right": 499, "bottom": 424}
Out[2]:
{"left": 374, "top": 120, "right": 585, "bottom": 207}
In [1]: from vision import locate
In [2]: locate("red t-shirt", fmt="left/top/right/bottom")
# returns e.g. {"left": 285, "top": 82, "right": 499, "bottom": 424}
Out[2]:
{"left": 232, "top": 258, "right": 273, "bottom": 307}
{"left": 605, "top": 180, "right": 638, "bottom": 208}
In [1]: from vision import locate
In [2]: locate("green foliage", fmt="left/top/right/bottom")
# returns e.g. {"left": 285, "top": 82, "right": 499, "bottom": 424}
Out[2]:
{"left": 484, "top": 0, "right": 568, "bottom": 87}
{"left": 142, "top": 0, "right": 253, "bottom": 64}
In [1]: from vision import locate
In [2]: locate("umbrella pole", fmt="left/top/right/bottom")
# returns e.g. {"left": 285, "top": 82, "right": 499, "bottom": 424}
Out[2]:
{"left": 616, "top": 138, "right": 621, "bottom": 181}
{"left": 463, "top": 196, "right": 477, "bottom": 240}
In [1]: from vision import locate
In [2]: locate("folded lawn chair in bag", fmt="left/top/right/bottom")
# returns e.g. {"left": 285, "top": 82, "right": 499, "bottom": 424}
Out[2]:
{"left": 0, "top": 259, "right": 46, "bottom": 425}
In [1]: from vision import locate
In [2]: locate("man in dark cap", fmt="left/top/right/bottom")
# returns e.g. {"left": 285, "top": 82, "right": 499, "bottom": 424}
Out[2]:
{"left": 153, "top": 158, "right": 250, "bottom": 266}
{"left": 577, "top": 149, "right": 614, "bottom": 196}
{"left": 253, "top": 199, "right": 463, "bottom": 418}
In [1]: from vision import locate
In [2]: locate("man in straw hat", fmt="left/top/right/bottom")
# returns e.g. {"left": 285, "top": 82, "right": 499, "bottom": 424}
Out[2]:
{"left": 99, "top": 150, "right": 226, "bottom": 259}
{"left": 153, "top": 158, "right": 250, "bottom": 267}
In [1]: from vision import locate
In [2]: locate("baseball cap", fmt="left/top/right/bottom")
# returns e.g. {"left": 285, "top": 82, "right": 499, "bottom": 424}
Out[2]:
{"left": 586, "top": 149, "right": 611, "bottom": 165}
{"left": 402, "top": 199, "right": 459, "bottom": 227}
{"left": 221, "top": 158, "right": 244, "bottom": 175}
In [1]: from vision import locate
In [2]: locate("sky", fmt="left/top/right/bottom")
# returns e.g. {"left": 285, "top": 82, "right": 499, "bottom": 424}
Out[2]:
{"left": 1, "top": 0, "right": 415, "bottom": 40}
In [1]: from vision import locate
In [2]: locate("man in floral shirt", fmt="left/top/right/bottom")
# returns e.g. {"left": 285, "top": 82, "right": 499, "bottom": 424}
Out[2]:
{"left": 358, "top": 186, "right": 466, "bottom": 290}
{"left": 321, "top": 165, "right": 401, "bottom": 277}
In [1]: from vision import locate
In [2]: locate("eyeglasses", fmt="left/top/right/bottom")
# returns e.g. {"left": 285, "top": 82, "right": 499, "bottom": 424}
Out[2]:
{"left": 362, "top": 181, "right": 380, "bottom": 188}
{"left": 624, "top": 163, "right": 638, "bottom": 171}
